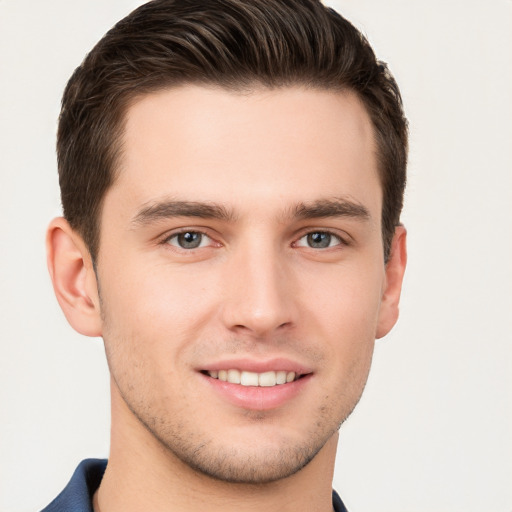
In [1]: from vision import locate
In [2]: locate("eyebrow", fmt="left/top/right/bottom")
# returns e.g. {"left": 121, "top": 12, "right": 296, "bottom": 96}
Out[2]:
{"left": 292, "top": 197, "right": 370, "bottom": 221}
{"left": 131, "top": 196, "right": 370, "bottom": 227}
{"left": 132, "top": 200, "right": 236, "bottom": 225}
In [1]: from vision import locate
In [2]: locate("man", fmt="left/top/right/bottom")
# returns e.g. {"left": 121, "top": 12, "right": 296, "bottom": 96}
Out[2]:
{"left": 43, "top": 0, "right": 407, "bottom": 510}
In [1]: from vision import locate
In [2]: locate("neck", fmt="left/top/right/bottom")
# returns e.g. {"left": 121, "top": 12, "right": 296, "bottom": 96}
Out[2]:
{"left": 94, "top": 386, "right": 338, "bottom": 512}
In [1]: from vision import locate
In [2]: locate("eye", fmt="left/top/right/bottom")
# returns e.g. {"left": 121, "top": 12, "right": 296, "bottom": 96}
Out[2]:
{"left": 296, "top": 231, "right": 343, "bottom": 249}
{"left": 165, "top": 231, "right": 212, "bottom": 249}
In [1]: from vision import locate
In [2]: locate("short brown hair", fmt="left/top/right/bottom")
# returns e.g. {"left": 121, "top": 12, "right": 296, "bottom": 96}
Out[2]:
{"left": 58, "top": 0, "right": 407, "bottom": 262}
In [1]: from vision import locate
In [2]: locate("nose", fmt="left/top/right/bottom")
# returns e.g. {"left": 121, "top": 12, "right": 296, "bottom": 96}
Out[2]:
{"left": 220, "top": 241, "right": 298, "bottom": 338}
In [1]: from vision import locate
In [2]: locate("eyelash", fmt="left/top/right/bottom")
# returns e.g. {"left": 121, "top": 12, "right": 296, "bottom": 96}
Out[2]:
{"left": 160, "top": 228, "right": 349, "bottom": 252}
{"left": 161, "top": 229, "right": 216, "bottom": 250}
{"left": 294, "top": 230, "right": 348, "bottom": 250}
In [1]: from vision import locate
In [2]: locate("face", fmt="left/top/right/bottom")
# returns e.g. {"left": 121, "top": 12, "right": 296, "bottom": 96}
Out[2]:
{"left": 95, "top": 86, "right": 397, "bottom": 483}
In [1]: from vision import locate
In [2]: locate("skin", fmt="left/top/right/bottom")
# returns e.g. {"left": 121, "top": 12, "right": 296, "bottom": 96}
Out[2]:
{"left": 47, "top": 86, "right": 407, "bottom": 512}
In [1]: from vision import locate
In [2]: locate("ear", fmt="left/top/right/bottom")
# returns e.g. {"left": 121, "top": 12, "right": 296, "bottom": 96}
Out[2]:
{"left": 376, "top": 225, "right": 407, "bottom": 339}
{"left": 46, "top": 217, "right": 102, "bottom": 337}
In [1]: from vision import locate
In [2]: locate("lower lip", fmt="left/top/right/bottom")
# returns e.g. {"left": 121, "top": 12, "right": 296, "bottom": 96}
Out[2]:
{"left": 200, "top": 373, "right": 312, "bottom": 411}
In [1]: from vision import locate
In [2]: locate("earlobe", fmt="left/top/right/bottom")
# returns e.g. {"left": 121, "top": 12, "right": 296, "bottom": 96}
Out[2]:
{"left": 376, "top": 225, "right": 407, "bottom": 339}
{"left": 46, "top": 217, "right": 102, "bottom": 337}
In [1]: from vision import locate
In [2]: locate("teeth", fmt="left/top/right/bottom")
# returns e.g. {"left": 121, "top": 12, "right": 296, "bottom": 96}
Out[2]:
{"left": 240, "top": 371, "right": 259, "bottom": 386}
{"left": 207, "top": 369, "right": 298, "bottom": 387}
{"left": 259, "top": 371, "right": 276, "bottom": 387}
{"left": 227, "top": 369, "right": 241, "bottom": 384}
{"left": 276, "top": 371, "right": 287, "bottom": 385}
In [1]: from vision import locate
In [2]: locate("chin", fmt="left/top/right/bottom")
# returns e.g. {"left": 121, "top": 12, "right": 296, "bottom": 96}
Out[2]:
{"left": 167, "top": 438, "right": 325, "bottom": 484}
{"left": 142, "top": 413, "right": 343, "bottom": 485}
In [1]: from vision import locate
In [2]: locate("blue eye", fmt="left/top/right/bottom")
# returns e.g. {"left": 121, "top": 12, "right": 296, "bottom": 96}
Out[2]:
{"left": 167, "top": 231, "right": 210, "bottom": 249}
{"left": 297, "top": 231, "right": 342, "bottom": 249}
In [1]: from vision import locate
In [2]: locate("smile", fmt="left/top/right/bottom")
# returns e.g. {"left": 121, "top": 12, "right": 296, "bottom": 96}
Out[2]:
{"left": 205, "top": 369, "right": 300, "bottom": 387}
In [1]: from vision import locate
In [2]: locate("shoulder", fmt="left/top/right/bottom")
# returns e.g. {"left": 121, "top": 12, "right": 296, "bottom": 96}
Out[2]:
{"left": 40, "top": 459, "right": 107, "bottom": 512}
{"left": 332, "top": 489, "right": 349, "bottom": 512}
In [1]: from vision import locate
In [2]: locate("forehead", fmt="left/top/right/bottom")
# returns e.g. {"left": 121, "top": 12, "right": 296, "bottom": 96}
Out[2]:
{"left": 110, "top": 85, "right": 380, "bottom": 220}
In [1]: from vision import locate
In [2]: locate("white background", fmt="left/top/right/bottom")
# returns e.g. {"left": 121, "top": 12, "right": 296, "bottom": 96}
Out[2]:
{"left": 0, "top": 1, "right": 510, "bottom": 511}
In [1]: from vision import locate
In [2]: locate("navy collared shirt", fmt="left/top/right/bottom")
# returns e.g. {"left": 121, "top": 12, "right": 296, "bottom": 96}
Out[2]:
{"left": 41, "top": 459, "right": 348, "bottom": 512}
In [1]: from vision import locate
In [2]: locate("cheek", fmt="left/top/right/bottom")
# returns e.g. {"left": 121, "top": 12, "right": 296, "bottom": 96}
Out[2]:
{"left": 305, "top": 259, "right": 384, "bottom": 330}
{"left": 98, "top": 259, "right": 220, "bottom": 361}
{"left": 306, "top": 261, "right": 383, "bottom": 382}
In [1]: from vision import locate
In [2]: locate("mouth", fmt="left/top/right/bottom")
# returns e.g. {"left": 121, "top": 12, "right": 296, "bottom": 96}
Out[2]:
{"left": 199, "top": 359, "right": 313, "bottom": 410}
{"left": 201, "top": 369, "right": 304, "bottom": 387}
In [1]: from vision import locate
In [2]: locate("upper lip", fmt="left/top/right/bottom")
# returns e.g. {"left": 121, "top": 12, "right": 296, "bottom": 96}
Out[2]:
{"left": 198, "top": 357, "right": 313, "bottom": 375}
